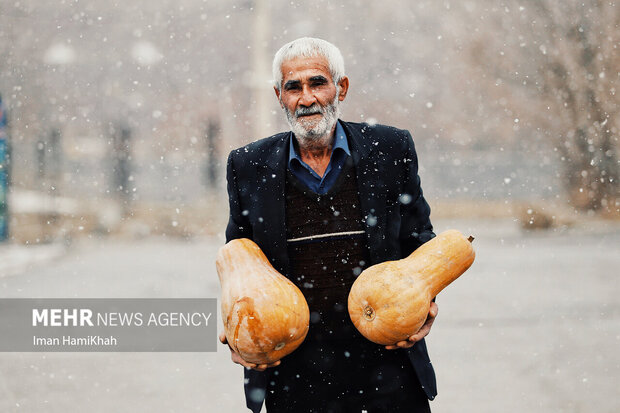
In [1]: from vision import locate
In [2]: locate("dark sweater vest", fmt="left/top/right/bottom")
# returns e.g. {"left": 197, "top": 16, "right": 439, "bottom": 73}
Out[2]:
{"left": 285, "top": 161, "right": 369, "bottom": 341}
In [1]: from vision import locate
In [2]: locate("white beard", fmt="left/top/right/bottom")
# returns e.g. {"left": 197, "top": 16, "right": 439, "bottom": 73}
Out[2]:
{"left": 283, "top": 94, "right": 340, "bottom": 149}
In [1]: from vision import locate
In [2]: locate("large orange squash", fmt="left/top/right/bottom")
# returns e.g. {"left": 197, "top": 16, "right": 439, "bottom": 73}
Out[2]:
{"left": 216, "top": 238, "right": 310, "bottom": 364}
{"left": 348, "top": 229, "right": 475, "bottom": 345}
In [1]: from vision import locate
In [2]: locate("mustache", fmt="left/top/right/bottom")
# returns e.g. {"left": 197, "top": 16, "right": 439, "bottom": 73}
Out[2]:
{"left": 295, "top": 104, "right": 323, "bottom": 117}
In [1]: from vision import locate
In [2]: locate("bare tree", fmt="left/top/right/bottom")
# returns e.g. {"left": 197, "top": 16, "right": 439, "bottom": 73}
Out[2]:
{"left": 463, "top": 1, "right": 619, "bottom": 214}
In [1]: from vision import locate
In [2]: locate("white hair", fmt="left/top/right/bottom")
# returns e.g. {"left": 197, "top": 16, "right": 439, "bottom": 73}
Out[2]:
{"left": 272, "top": 37, "right": 345, "bottom": 91}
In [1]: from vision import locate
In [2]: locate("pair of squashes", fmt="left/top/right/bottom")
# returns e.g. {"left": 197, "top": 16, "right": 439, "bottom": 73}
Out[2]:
{"left": 216, "top": 230, "right": 475, "bottom": 364}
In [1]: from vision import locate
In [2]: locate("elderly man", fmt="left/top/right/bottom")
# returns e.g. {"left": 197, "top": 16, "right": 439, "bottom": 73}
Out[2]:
{"left": 221, "top": 37, "right": 438, "bottom": 413}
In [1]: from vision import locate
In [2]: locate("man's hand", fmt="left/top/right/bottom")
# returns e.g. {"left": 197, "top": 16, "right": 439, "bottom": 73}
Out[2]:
{"left": 384, "top": 301, "right": 438, "bottom": 350}
{"left": 219, "top": 332, "right": 281, "bottom": 371}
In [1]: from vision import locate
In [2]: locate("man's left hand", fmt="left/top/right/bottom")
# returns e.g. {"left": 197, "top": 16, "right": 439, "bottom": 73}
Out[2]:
{"left": 384, "top": 301, "right": 438, "bottom": 350}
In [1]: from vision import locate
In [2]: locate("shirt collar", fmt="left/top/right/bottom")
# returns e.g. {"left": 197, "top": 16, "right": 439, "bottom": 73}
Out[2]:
{"left": 288, "top": 120, "right": 350, "bottom": 164}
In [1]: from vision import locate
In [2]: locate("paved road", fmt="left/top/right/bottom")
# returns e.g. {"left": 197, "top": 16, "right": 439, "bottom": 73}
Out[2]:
{"left": 0, "top": 218, "right": 618, "bottom": 412}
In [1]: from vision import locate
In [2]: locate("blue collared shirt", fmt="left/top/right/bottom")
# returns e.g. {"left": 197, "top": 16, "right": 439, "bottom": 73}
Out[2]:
{"left": 288, "top": 121, "right": 351, "bottom": 195}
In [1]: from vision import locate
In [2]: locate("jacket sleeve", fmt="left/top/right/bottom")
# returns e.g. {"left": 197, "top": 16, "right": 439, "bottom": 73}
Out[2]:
{"left": 224, "top": 151, "right": 267, "bottom": 412}
{"left": 225, "top": 150, "right": 252, "bottom": 242}
{"left": 399, "top": 130, "right": 435, "bottom": 257}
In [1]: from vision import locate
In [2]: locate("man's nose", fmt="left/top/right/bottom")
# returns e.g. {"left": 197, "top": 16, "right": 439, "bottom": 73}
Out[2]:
{"left": 298, "top": 85, "right": 317, "bottom": 107}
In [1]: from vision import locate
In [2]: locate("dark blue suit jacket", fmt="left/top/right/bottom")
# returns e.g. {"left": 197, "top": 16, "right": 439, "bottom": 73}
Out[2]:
{"left": 225, "top": 120, "right": 437, "bottom": 412}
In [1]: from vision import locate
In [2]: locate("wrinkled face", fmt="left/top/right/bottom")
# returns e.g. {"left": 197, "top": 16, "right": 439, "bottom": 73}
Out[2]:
{"left": 275, "top": 55, "right": 349, "bottom": 141}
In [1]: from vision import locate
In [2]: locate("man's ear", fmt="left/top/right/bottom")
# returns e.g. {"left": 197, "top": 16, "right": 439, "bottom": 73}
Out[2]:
{"left": 274, "top": 86, "right": 283, "bottom": 108}
{"left": 337, "top": 76, "right": 349, "bottom": 101}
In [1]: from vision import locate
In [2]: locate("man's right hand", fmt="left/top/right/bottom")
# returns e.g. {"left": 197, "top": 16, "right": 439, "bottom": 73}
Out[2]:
{"left": 219, "top": 332, "right": 281, "bottom": 372}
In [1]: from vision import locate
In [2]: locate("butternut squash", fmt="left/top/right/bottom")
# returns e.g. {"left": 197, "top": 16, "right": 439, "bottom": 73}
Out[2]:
{"left": 216, "top": 238, "right": 310, "bottom": 364}
{"left": 348, "top": 229, "right": 475, "bottom": 345}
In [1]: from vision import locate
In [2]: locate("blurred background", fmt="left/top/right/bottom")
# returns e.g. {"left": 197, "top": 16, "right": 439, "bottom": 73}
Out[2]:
{"left": 0, "top": 1, "right": 618, "bottom": 412}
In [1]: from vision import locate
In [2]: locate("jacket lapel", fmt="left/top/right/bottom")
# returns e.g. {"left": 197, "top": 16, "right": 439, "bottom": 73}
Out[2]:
{"left": 340, "top": 121, "right": 387, "bottom": 265}
{"left": 256, "top": 133, "right": 290, "bottom": 274}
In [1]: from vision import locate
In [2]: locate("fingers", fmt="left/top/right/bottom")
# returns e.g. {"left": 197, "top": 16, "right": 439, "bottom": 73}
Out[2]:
{"left": 429, "top": 301, "right": 438, "bottom": 318}
{"left": 385, "top": 303, "right": 440, "bottom": 350}
{"left": 408, "top": 323, "right": 431, "bottom": 342}
{"left": 408, "top": 314, "right": 436, "bottom": 342}
{"left": 384, "top": 332, "right": 425, "bottom": 349}
{"left": 228, "top": 347, "right": 281, "bottom": 371}
{"left": 252, "top": 360, "right": 281, "bottom": 371}
{"left": 408, "top": 302, "right": 438, "bottom": 340}
{"left": 385, "top": 340, "right": 414, "bottom": 350}
{"left": 230, "top": 351, "right": 256, "bottom": 369}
